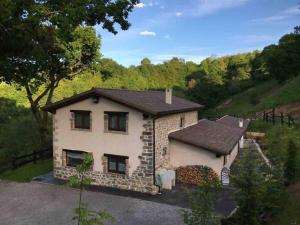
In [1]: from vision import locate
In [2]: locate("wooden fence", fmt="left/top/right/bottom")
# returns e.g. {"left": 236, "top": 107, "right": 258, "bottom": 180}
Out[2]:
{"left": 11, "top": 147, "right": 52, "bottom": 170}
{"left": 0, "top": 147, "right": 52, "bottom": 173}
{"left": 262, "top": 108, "right": 295, "bottom": 127}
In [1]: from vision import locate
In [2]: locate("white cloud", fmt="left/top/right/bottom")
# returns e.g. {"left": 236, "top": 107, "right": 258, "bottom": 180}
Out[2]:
{"left": 191, "top": 0, "right": 250, "bottom": 17}
{"left": 148, "top": 1, "right": 153, "bottom": 7}
{"left": 135, "top": 3, "right": 146, "bottom": 8}
{"left": 176, "top": 12, "right": 182, "bottom": 17}
{"left": 284, "top": 5, "right": 300, "bottom": 15}
{"left": 140, "top": 30, "right": 156, "bottom": 36}
{"left": 251, "top": 4, "right": 300, "bottom": 23}
{"left": 164, "top": 35, "right": 170, "bottom": 39}
{"left": 160, "top": 5, "right": 165, "bottom": 9}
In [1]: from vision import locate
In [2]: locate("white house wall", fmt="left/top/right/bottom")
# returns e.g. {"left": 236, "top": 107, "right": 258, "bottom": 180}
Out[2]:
{"left": 169, "top": 140, "right": 225, "bottom": 177}
{"left": 225, "top": 143, "right": 239, "bottom": 168}
{"left": 54, "top": 97, "right": 144, "bottom": 175}
{"left": 169, "top": 140, "right": 239, "bottom": 177}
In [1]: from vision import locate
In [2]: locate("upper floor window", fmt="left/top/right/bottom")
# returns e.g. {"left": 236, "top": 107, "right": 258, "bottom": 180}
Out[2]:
{"left": 71, "top": 110, "right": 91, "bottom": 130}
{"left": 105, "top": 112, "right": 128, "bottom": 132}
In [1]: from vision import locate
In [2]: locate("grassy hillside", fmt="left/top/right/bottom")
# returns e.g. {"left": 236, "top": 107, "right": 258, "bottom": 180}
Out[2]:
{"left": 203, "top": 76, "right": 300, "bottom": 117}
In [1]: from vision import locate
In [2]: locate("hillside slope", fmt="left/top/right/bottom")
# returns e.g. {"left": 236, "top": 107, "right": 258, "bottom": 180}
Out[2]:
{"left": 203, "top": 76, "right": 300, "bottom": 118}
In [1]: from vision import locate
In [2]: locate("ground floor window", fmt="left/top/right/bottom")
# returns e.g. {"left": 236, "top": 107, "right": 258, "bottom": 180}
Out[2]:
{"left": 64, "top": 150, "right": 85, "bottom": 167}
{"left": 104, "top": 154, "right": 128, "bottom": 174}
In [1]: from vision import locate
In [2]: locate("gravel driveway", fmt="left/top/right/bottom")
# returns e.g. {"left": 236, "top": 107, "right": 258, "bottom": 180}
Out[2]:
{"left": 0, "top": 181, "right": 184, "bottom": 225}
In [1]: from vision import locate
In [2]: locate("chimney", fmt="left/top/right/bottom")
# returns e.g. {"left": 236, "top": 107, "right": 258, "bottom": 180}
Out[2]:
{"left": 239, "top": 119, "right": 244, "bottom": 128}
{"left": 165, "top": 88, "right": 172, "bottom": 104}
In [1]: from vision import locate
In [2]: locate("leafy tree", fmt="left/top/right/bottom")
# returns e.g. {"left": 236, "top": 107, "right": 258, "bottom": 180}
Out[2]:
{"left": 262, "top": 33, "right": 300, "bottom": 83}
{"left": 183, "top": 167, "right": 220, "bottom": 225}
{"left": 231, "top": 147, "right": 265, "bottom": 225}
{"left": 141, "top": 58, "right": 151, "bottom": 65}
{"left": 67, "top": 154, "right": 114, "bottom": 225}
{"left": 99, "top": 58, "right": 126, "bottom": 80}
{"left": 0, "top": 0, "right": 139, "bottom": 145}
{"left": 250, "top": 52, "right": 270, "bottom": 81}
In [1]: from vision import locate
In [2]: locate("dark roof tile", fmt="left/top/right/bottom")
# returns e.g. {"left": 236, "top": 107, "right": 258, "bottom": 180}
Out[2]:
{"left": 43, "top": 88, "right": 203, "bottom": 115}
{"left": 169, "top": 119, "right": 244, "bottom": 155}
{"left": 216, "top": 115, "right": 250, "bottom": 131}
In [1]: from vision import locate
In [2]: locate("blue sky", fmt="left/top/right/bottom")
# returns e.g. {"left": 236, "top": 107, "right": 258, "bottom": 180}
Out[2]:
{"left": 95, "top": 0, "right": 300, "bottom": 66}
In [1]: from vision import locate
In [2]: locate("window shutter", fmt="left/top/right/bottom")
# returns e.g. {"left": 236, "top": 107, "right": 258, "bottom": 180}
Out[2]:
{"left": 125, "top": 113, "right": 129, "bottom": 132}
{"left": 70, "top": 112, "right": 75, "bottom": 129}
{"left": 104, "top": 113, "right": 108, "bottom": 132}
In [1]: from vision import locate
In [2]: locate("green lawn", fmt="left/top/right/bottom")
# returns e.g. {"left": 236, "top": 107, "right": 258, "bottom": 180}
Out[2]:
{"left": 0, "top": 159, "right": 53, "bottom": 182}
{"left": 203, "top": 76, "right": 300, "bottom": 117}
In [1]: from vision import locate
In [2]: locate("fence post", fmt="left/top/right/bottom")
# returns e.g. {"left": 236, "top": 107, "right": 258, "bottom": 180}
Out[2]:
{"left": 288, "top": 115, "right": 291, "bottom": 128}
{"left": 263, "top": 111, "right": 266, "bottom": 121}
{"left": 272, "top": 108, "right": 275, "bottom": 125}
{"left": 281, "top": 112, "right": 284, "bottom": 125}
{"left": 33, "top": 151, "right": 37, "bottom": 164}
{"left": 266, "top": 113, "right": 269, "bottom": 123}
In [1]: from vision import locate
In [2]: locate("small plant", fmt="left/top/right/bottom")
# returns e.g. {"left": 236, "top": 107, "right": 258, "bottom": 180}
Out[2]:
{"left": 66, "top": 154, "right": 114, "bottom": 225}
{"left": 231, "top": 147, "right": 265, "bottom": 225}
{"left": 182, "top": 167, "right": 220, "bottom": 225}
{"left": 284, "top": 140, "right": 298, "bottom": 185}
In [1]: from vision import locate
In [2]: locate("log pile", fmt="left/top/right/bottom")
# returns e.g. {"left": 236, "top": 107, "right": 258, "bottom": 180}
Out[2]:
{"left": 176, "top": 165, "right": 218, "bottom": 185}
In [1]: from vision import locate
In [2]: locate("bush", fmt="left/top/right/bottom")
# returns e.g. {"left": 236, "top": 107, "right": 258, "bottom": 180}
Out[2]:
{"left": 0, "top": 115, "right": 43, "bottom": 169}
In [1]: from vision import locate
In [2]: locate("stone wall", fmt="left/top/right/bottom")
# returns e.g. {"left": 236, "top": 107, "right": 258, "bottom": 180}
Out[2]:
{"left": 53, "top": 117, "right": 159, "bottom": 194}
{"left": 154, "top": 111, "right": 198, "bottom": 169}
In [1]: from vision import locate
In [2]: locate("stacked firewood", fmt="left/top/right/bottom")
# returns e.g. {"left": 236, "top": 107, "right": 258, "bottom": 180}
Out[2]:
{"left": 176, "top": 165, "right": 218, "bottom": 185}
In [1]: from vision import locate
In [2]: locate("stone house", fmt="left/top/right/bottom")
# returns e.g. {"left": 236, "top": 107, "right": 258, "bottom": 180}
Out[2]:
{"left": 44, "top": 88, "right": 248, "bottom": 194}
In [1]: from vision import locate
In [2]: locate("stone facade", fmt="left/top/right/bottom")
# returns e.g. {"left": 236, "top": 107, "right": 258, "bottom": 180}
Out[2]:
{"left": 52, "top": 95, "right": 198, "bottom": 194}
{"left": 53, "top": 117, "right": 159, "bottom": 194}
{"left": 154, "top": 111, "right": 198, "bottom": 169}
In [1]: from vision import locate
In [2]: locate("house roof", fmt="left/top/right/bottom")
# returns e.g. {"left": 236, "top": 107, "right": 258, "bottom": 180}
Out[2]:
{"left": 43, "top": 88, "right": 204, "bottom": 116}
{"left": 169, "top": 119, "right": 244, "bottom": 155}
{"left": 216, "top": 115, "right": 250, "bottom": 132}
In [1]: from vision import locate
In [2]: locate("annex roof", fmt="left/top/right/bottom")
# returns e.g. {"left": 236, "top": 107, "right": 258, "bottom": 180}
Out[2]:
{"left": 169, "top": 119, "right": 245, "bottom": 155}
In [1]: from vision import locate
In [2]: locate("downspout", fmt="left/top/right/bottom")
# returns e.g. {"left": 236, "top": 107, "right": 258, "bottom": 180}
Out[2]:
{"left": 152, "top": 118, "right": 161, "bottom": 193}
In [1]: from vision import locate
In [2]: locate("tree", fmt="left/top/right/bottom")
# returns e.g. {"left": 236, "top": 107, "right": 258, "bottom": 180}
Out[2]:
{"left": 183, "top": 167, "right": 220, "bottom": 225}
{"left": 67, "top": 154, "right": 114, "bottom": 225}
{"left": 262, "top": 33, "right": 300, "bottom": 83}
{"left": 231, "top": 147, "right": 265, "bottom": 225}
{"left": 141, "top": 58, "right": 151, "bottom": 65}
{"left": 284, "top": 140, "right": 298, "bottom": 184}
{"left": 0, "top": 0, "right": 139, "bottom": 145}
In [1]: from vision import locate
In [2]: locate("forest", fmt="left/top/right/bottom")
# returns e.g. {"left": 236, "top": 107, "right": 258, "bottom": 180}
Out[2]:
{"left": 0, "top": 25, "right": 300, "bottom": 169}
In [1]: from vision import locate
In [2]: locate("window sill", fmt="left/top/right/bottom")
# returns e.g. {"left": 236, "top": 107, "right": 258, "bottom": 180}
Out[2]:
{"left": 106, "top": 171, "right": 127, "bottom": 178}
{"left": 71, "top": 128, "right": 92, "bottom": 132}
{"left": 104, "top": 130, "right": 128, "bottom": 135}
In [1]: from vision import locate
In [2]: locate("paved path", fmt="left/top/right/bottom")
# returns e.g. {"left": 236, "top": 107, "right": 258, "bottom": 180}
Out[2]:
{"left": 33, "top": 173, "right": 236, "bottom": 217}
{"left": 0, "top": 181, "right": 184, "bottom": 225}
{"left": 244, "top": 139, "right": 271, "bottom": 167}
